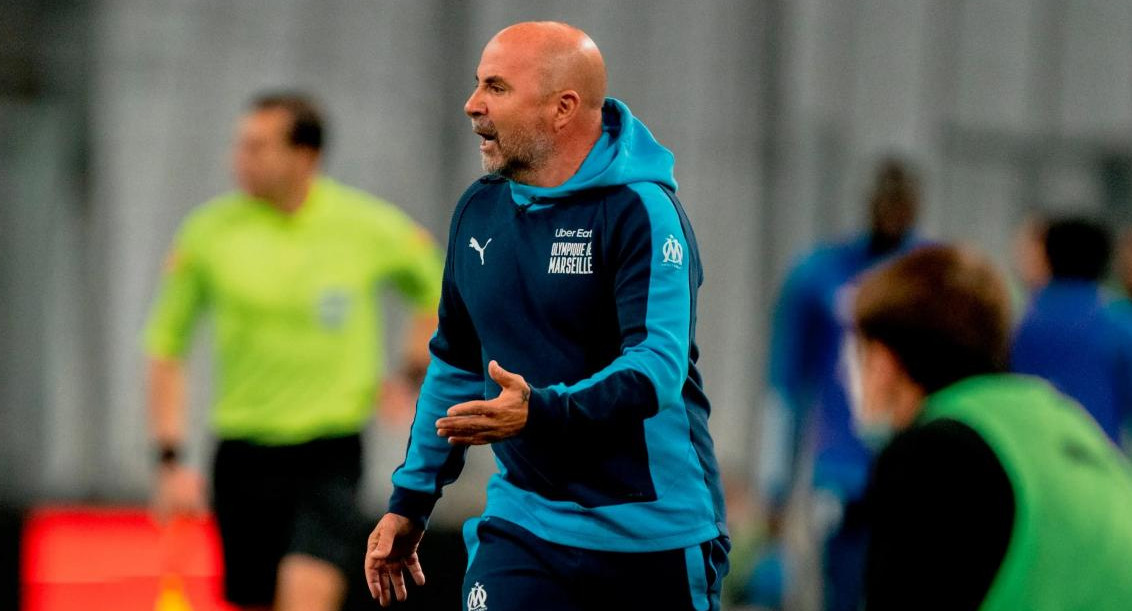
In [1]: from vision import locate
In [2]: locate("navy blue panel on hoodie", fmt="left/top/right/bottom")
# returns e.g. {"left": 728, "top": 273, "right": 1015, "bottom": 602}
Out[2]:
{"left": 389, "top": 99, "right": 726, "bottom": 552}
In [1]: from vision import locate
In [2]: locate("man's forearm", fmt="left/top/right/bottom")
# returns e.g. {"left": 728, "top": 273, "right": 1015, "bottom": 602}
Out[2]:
{"left": 148, "top": 358, "right": 187, "bottom": 455}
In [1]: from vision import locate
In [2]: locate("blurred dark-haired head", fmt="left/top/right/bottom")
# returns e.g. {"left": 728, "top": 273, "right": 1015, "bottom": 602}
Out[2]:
{"left": 868, "top": 157, "right": 920, "bottom": 255}
{"left": 854, "top": 245, "right": 1011, "bottom": 396}
{"left": 233, "top": 91, "right": 326, "bottom": 203}
{"left": 1044, "top": 218, "right": 1111, "bottom": 281}
{"left": 249, "top": 92, "right": 326, "bottom": 152}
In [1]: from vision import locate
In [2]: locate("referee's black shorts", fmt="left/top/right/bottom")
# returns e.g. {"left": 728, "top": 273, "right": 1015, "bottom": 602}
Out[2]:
{"left": 212, "top": 433, "right": 365, "bottom": 607}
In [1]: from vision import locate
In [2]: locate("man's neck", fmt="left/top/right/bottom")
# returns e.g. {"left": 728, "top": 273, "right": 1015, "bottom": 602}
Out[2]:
{"left": 267, "top": 175, "right": 315, "bottom": 214}
{"left": 520, "top": 122, "right": 602, "bottom": 188}
{"left": 867, "top": 231, "right": 906, "bottom": 257}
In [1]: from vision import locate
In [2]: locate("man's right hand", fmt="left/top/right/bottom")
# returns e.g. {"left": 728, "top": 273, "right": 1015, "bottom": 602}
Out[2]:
{"left": 151, "top": 465, "right": 207, "bottom": 523}
{"left": 365, "top": 513, "right": 427, "bottom": 607}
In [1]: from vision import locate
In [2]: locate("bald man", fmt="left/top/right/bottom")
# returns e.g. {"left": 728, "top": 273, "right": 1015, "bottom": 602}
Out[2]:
{"left": 365, "top": 21, "right": 729, "bottom": 610}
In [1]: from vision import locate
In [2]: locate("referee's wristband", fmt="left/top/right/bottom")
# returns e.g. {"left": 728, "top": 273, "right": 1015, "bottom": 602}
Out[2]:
{"left": 156, "top": 444, "right": 182, "bottom": 467}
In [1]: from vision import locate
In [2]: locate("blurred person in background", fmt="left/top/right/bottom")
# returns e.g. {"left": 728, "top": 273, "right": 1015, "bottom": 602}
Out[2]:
{"left": 1109, "top": 227, "right": 1132, "bottom": 448}
{"left": 755, "top": 158, "right": 922, "bottom": 610}
{"left": 143, "top": 92, "right": 443, "bottom": 611}
{"left": 1009, "top": 212, "right": 1050, "bottom": 305}
{"left": 1109, "top": 228, "right": 1132, "bottom": 333}
{"left": 851, "top": 245, "right": 1132, "bottom": 610}
{"left": 365, "top": 21, "right": 729, "bottom": 611}
{"left": 1011, "top": 217, "right": 1132, "bottom": 445}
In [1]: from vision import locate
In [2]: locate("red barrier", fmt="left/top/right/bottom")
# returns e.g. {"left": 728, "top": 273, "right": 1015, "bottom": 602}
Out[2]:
{"left": 21, "top": 507, "right": 234, "bottom": 611}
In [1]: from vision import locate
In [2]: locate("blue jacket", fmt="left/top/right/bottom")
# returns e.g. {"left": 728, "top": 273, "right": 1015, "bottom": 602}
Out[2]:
{"left": 767, "top": 235, "right": 920, "bottom": 503}
{"left": 1012, "top": 281, "right": 1132, "bottom": 443}
{"left": 389, "top": 99, "right": 726, "bottom": 552}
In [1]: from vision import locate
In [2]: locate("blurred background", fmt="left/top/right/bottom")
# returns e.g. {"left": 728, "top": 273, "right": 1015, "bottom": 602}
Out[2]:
{"left": 3, "top": 0, "right": 1132, "bottom": 609}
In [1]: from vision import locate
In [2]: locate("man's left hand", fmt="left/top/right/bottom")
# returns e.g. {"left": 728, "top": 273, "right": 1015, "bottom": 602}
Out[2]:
{"left": 436, "top": 360, "right": 529, "bottom": 445}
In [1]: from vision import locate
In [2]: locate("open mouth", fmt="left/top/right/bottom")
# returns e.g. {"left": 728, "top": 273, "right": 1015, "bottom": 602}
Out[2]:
{"left": 473, "top": 121, "right": 498, "bottom": 145}
{"left": 475, "top": 130, "right": 498, "bottom": 153}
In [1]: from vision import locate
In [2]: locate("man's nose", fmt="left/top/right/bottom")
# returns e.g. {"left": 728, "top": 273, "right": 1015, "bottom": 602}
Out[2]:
{"left": 464, "top": 90, "right": 485, "bottom": 117}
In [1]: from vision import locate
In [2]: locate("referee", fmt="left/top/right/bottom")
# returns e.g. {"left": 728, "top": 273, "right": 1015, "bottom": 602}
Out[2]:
{"left": 144, "top": 93, "right": 442, "bottom": 611}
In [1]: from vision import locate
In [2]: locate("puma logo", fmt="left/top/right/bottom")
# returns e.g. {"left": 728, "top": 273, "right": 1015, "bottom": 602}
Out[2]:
{"left": 469, "top": 237, "right": 493, "bottom": 265}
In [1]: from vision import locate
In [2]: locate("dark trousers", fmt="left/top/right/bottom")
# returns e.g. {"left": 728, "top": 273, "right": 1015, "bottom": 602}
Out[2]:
{"left": 461, "top": 516, "right": 729, "bottom": 611}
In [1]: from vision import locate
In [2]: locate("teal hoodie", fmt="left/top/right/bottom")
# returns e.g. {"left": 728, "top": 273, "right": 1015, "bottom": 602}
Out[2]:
{"left": 389, "top": 96, "right": 727, "bottom": 571}
{"left": 509, "top": 97, "right": 678, "bottom": 206}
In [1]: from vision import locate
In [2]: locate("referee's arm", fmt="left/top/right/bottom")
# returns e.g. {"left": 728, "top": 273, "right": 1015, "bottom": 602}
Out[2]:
{"left": 384, "top": 210, "right": 445, "bottom": 385}
{"left": 143, "top": 225, "right": 209, "bottom": 518}
{"left": 380, "top": 213, "right": 444, "bottom": 422}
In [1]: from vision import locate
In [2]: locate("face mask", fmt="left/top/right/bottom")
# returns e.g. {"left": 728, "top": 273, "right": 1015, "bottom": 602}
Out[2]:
{"left": 841, "top": 333, "right": 897, "bottom": 452}
{"left": 855, "top": 413, "right": 896, "bottom": 453}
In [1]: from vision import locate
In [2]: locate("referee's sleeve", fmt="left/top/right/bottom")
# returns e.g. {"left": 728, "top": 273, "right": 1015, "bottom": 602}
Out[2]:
{"left": 381, "top": 202, "right": 443, "bottom": 315}
{"left": 143, "top": 219, "right": 208, "bottom": 359}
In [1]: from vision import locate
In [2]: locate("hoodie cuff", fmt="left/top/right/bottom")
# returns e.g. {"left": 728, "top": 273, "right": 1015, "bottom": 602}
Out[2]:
{"left": 525, "top": 386, "right": 567, "bottom": 437}
{"left": 388, "top": 486, "right": 440, "bottom": 530}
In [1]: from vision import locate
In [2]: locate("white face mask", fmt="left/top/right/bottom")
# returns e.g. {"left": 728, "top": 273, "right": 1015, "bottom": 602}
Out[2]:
{"left": 842, "top": 333, "right": 896, "bottom": 452}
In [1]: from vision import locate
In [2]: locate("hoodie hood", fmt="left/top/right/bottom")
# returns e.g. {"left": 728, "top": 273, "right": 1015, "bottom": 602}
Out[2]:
{"left": 509, "top": 98, "right": 677, "bottom": 205}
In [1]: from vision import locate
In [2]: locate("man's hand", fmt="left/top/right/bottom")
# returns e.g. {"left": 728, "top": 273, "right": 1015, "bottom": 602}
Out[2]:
{"left": 435, "top": 360, "right": 529, "bottom": 445}
{"left": 151, "top": 465, "right": 207, "bottom": 523}
{"left": 365, "top": 513, "right": 427, "bottom": 607}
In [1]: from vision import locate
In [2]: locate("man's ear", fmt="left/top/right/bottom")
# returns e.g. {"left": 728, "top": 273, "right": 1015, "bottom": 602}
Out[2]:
{"left": 867, "top": 340, "right": 926, "bottom": 427}
{"left": 298, "top": 148, "right": 321, "bottom": 173}
{"left": 868, "top": 341, "right": 903, "bottom": 384}
{"left": 553, "top": 90, "right": 581, "bottom": 130}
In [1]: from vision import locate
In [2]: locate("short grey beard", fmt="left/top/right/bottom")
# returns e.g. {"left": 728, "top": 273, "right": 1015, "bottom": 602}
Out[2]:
{"left": 483, "top": 127, "right": 555, "bottom": 184}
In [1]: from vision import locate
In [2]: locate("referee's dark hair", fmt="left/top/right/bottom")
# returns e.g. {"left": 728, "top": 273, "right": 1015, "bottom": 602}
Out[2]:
{"left": 249, "top": 91, "right": 326, "bottom": 152}
{"left": 1044, "top": 217, "right": 1111, "bottom": 281}
{"left": 853, "top": 245, "right": 1012, "bottom": 395}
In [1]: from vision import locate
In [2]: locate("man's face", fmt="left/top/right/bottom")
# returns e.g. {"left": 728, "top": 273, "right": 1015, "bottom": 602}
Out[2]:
{"left": 1012, "top": 219, "right": 1050, "bottom": 291}
{"left": 845, "top": 334, "right": 914, "bottom": 450}
{"left": 464, "top": 38, "right": 556, "bottom": 179}
{"left": 232, "top": 108, "right": 311, "bottom": 200}
{"left": 870, "top": 195, "right": 916, "bottom": 243}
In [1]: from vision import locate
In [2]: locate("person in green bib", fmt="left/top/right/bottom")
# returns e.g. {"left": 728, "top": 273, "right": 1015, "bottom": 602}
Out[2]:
{"left": 845, "top": 245, "right": 1132, "bottom": 610}
{"left": 143, "top": 93, "right": 443, "bottom": 611}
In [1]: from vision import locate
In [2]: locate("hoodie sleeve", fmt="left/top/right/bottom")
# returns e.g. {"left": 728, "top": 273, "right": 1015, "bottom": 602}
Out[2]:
{"left": 524, "top": 183, "right": 696, "bottom": 434}
{"left": 388, "top": 194, "right": 486, "bottom": 529}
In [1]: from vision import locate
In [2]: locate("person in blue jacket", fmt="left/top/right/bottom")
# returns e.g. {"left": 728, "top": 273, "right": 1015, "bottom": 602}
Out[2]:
{"left": 364, "top": 21, "right": 729, "bottom": 611}
{"left": 1012, "top": 217, "right": 1132, "bottom": 445}
{"left": 1112, "top": 229, "right": 1132, "bottom": 324}
{"left": 759, "top": 159, "right": 921, "bottom": 611}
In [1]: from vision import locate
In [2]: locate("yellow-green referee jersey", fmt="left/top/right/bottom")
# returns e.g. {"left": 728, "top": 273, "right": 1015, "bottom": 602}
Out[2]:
{"left": 144, "top": 177, "right": 443, "bottom": 445}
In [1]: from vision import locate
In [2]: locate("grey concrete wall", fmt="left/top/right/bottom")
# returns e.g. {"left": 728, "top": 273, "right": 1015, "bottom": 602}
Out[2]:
{"left": 3, "top": 0, "right": 1131, "bottom": 517}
